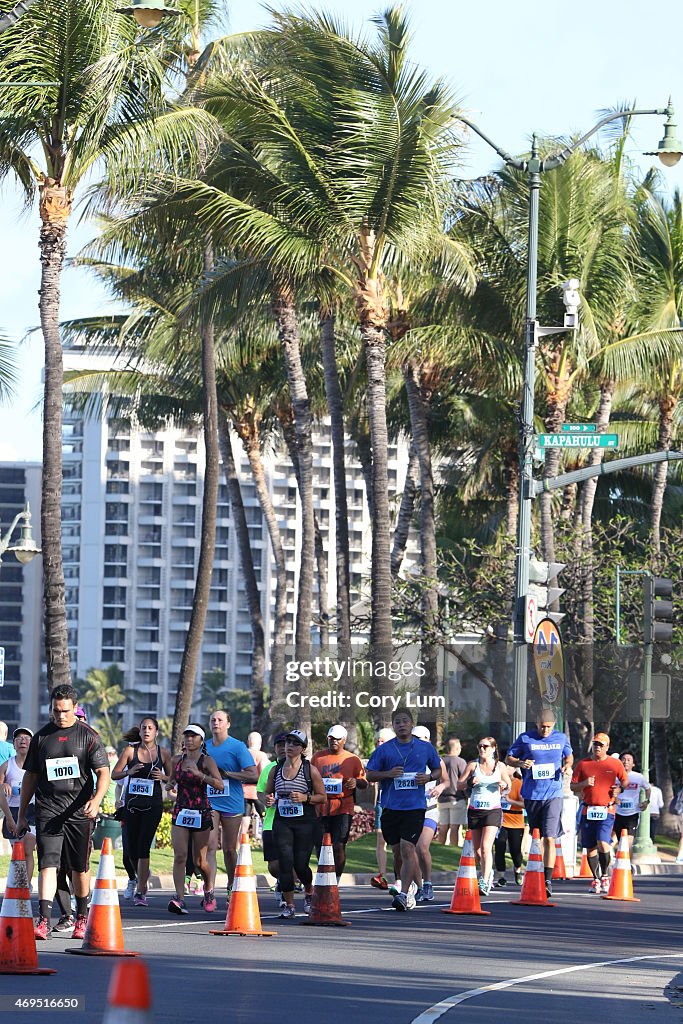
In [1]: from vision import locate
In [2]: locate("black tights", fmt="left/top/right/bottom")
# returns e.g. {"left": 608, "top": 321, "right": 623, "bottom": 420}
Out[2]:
{"left": 493, "top": 826, "right": 524, "bottom": 873}
{"left": 272, "top": 815, "right": 317, "bottom": 893}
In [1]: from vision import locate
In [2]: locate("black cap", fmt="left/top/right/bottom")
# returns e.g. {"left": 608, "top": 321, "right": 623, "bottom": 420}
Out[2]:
{"left": 273, "top": 732, "right": 288, "bottom": 744}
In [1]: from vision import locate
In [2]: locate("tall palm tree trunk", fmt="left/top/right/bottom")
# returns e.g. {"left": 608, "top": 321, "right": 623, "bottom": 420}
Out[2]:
{"left": 650, "top": 396, "right": 677, "bottom": 557}
{"left": 217, "top": 411, "right": 265, "bottom": 730}
{"left": 391, "top": 439, "right": 418, "bottom": 577}
{"left": 39, "top": 184, "right": 72, "bottom": 690}
{"left": 172, "top": 239, "right": 219, "bottom": 753}
{"left": 579, "top": 381, "right": 615, "bottom": 644}
{"left": 540, "top": 393, "right": 570, "bottom": 606}
{"left": 272, "top": 284, "right": 315, "bottom": 671}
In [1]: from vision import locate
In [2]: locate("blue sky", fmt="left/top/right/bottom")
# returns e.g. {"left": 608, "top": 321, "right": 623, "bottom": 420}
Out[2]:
{"left": 2, "top": 0, "right": 682, "bottom": 460}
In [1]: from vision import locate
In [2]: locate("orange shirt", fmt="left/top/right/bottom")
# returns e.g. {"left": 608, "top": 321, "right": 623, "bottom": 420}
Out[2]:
{"left": 572, "top": 756, "right": 628, "bottom": 814}
{"left": 311, "top": 749, "right": 366, "bottom": 816}
{"left": 502, "top": 776, "right": 524, "bottom": 830}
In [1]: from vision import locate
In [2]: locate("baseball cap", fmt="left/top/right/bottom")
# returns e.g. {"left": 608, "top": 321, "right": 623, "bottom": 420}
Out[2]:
{"left": 412, "top": 725, "right": 430, "bottom": 741}
{"left": 13, "top": 727, "right": 33, "bottom": 739}
{"left": 74, "top": 704, "right": 87, "bottom": 720}
{"left": 377, "top": 728, "right": 395, "bottom": 742}
{"left": 593, "top": 732, "right": 610, "bottom": 746}
{"left": 183, "top": 724, "right": 205, "bottom": 741}
{"left": 273, "top": 732, "right": 289, "bottom": 745}
{"left": 327, "top": 725, "right": 347, "bottom": 740}
{"left": 286, "top": 730, "right": 307, "bottom": 746}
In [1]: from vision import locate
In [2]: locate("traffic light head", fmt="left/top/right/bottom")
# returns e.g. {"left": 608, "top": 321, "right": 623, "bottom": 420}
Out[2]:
{"left": 644, "top": 575, "right": 673, "bottom": 644}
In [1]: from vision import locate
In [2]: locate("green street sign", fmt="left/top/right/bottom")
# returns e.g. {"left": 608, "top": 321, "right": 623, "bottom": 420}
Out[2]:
{"left": 538, "top": 433, "right": 619, "bottom": 449}
{"left": 561, "top": 423, "right": 597, "bottom": 433}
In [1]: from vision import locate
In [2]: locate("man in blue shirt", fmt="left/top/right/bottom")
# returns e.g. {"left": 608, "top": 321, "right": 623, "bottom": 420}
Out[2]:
{"left": 366, "top": 708, "right": 441, "bottom": 912}
{"left": 0, "top": 721, "right": 15, "bottom": 765}
{"left": 205, "top": 710, "right": 258, "bottom": 910}
{"left": 506, "top": 709, "right": 573, "bottom": 898}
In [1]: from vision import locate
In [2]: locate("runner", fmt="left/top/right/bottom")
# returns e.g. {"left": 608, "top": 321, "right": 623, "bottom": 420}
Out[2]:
{"left": 506, "top": 708, "right": 573, "bottom": 896}
{"left": 493, "top": 766, "right": 525, "bottom": 887}
{"left": 365, "top": 708, "right": 442, "bottom": 911}
{"left": 168, "top": 724, "right": 223, "bottom": 915}
{"left": 571, "top": 732, "right": 629, "bottom": 893}
{"left": 0, "top": 727, "right": 37, "bottom": 880}
{"left": 264, "top": 730, "right": 326, "bottom": 919}
{"left": 205, "top": 710, "right": 258, "bottom": 909}
{"left": 370, "top": 727, "right": 395, "bottom": 890}
{"left": 15, "top": 684, "right": 110, "bottom": 941}
{"left": 458, "top": 736, "right": 513, "bottom": 895}
{"left": 311, "top": 725, "right": 368, "bottom": 880}
{"left": 111, "top": 716, "right": 172, "bottom": 906}
{"left": 436, "top": 737, "right": 468, "bottom": 847}
{"left": 412, "top": 725, "right": 447, "bottom": 903}
{"left": 256, "top": 732, "right": 288, "bottom": 908}
{"left": 613, "top": 750, "right": 650, "bottom": 857}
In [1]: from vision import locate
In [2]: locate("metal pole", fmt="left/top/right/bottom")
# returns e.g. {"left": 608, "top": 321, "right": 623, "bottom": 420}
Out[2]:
{"left": 512, "top": 136, "right": 541, "bottom": 739}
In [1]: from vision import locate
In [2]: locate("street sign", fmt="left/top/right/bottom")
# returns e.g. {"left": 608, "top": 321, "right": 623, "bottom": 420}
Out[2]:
{"left": 524, "top": 594, "right": 538, "bottom": 643}
{"left": 561, "top": 424, "right": 597, "bottom": 433}
{"left": 0, "top": 647, "right": 5, "bottom": 688}
{"left": 538, "top": 433, "right": 619, "bottom": 449}
{"left": 625, "top": 673, "right": 671, "bottom": 719}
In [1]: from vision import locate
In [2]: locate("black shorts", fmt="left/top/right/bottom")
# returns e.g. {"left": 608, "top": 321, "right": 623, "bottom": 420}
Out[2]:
{"left": 467, "top": 807, "right": 503, "bottom": 830}
{"left": 380, "top": 808, "right": 425, "bottom": 847}
{"left": 2, "top": 805, "right": 36, "bottom": 840}
{"left": 36, "top": 816, "right": 93, "bottom": 872}
{"left": 262, "top": 828, "right": 278, "bottom": 863}
{"left": 614, "top": 813, "right": 639, "bottom": 838}
{"left": 320, "top": 813, "right": 352, "bottom": 847}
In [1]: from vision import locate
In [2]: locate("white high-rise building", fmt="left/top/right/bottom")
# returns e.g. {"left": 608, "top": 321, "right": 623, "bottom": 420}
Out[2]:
{"left": 61, "top": 368, "right": 411, "bottom": 722}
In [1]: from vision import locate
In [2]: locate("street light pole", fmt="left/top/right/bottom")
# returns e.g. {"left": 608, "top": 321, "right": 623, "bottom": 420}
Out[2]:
{"left": 456, "top": 103, "right": 682, "bottom": 740}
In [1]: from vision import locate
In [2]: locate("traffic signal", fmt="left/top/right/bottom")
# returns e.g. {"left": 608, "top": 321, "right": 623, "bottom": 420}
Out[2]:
{"left": 644, "top": 575, "right": 673, "bottom": 644}
{"left": 528, "top": 558, "right": 566, "bottom": 626}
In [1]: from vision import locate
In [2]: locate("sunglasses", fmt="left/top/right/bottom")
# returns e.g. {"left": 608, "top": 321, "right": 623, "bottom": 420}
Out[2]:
{"left": 478, "top": 743, "right": 492, "bottom": 749}
{"left": 593, "top": 742, "right": 606, "bottom": 747}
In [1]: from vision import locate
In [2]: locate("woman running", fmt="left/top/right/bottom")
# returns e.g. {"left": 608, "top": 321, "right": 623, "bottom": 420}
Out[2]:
{"left": 458, "top": 736, "right": 513, "bottom": 895}
{"left": 112, "top": 717, "right": 172, "bottom": 906}
{"left": 264, "top": 730, "right": 326, "bottom": 918}
{"left": 168, "top": 724, "right": 223, "bottom": 915}
{"left": 0, "top": 726, "right": 37, "bottom": 880}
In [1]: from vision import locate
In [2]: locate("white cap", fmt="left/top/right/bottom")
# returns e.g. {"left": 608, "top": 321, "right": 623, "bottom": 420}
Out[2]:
{"left": 183, "top": 724, "right": 205, "bottom": 741}
{"left": 377, "top": 728, "right": 395, "bottom": 743}
{"left": 327, "top": 725, "right": 348, "bottom": 740}
{"left": 412, "top": 725, "right": 430, "bottom": 741}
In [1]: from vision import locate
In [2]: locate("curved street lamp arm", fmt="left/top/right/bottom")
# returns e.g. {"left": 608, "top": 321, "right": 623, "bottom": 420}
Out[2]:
{"left": 0, "top": 509, "right": 28, "bottom": 556}
{"left": 453, "top": 113, "right": 526, "bottom": 171}
{"left": 542, "top": 106, "right": 668, "bottom": 170}
{"left": 0, "top": 0, "right": 40, "bottom": 32}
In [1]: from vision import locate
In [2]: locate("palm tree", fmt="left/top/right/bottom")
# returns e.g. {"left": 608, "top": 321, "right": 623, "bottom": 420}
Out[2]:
{"left": 0, "top": 0, "right": 216, "bottom": 690}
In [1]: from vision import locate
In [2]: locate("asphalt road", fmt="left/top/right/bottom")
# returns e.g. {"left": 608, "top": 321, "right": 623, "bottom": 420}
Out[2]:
{"left": 4, "top": 878, "right": 683, "bottom": 1023}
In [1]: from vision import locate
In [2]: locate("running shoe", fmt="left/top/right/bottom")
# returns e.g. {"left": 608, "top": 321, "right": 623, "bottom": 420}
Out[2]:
{"left": 183, "top": 876, "right": 191, "bottom": 895}
{"left": 418, "top": 881, "right": 435, "bottom": 902}
{"left": 388, "top": 880, "right": 402, "bottom": 896}
{"left": 303, "top": 895, "right": 312, "bottom": 915}
{"left": 479, "top": 879, "right": 490, "bottom": 896}
{"left": 34, "top": 917, "right": 50, "bottom": 941}
{"left": 415, "top": 887, "right": 425, "bottom": 902}
{"left": 370, "top": 873, "right": 389, "bottom": 890}
{"left": 133, "top": 893, "right": 148, "bottom": 907}
{"left": 494, "top": 877, "right": 507, "bottom": 888}
{"left": 202, "top": 890, "right": 217, "bottom": 913}
{"left": 408, "top": 881, "right": 418, "bottom": 897}
{"left": 477, "top": 874, "right": 486, "bottom": 895}
{"left": 274, "top": 883, "right": 283, "bottom": 908}
{"left": 392, "top": 892, "right": 408, "bottom": 911}
{"left": 124, "top": 879, "right": 136, "bottom": 900}
{"left": 514, "top": 870, "right": 523, "bottom": 886}
{"left": 53, "top": 914, "right": 75, "bottom": 933}
{"left": 225, "top": 888, "right": 232, "bottom": 906}
{"left": 72, "top": 915, "right": 88, "bottom": 940}
{"left": 279, "top": 905, "right": 296, "bottom": 919}
{"left": 193, "top": 879, "right": 204, "bottom": 897}
{"left": 168, "top": 897, "right": 188, "bottom": 915}
{"left": 601, "top": 875, "right": 610, "bottom": 893}
{"left": 294, "top": 881, "right": 305, "bottom": 893}
{"left": 545, "top": 878, "right": 553, "bottom": 898}
{"left": 590, "top": 878, "right": 601, "bottom": 894}
{"left": 405, "top": 891, "right": 417, "bottom": 910}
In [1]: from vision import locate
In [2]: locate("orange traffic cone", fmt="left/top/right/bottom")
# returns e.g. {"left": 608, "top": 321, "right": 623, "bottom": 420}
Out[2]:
{"left": 0, "top": 840, "right": 55, "bottom": 975}
{"left": 442, "top": 830, "right": 491, "bottom": 916}
{"left": 66, "top": 837, "right": 139, "bottom": 957}
{"left": 301, "top": 832, "right": 349, "bottom": 927}
{"left": 601, "top": 830, "right": 640, "bottom": 903}
{"left": 210, "top": 833, "right": 275, "bottom": 936}
{"left": 577, "top": 847, "right": 592, "bottom": 879}
{"left": 103, "top": 959, "right": 153, "bottom": 1024}
{"left": 510, "top": 829, "right": 556, "bottom": 907}
{"left": 552, "top": 837, "right": 567, "bottom": 880}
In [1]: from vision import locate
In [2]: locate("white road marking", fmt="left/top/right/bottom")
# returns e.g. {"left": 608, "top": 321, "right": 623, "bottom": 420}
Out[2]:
{"left": 410, "top": 952, "right": 683, "bottom": 1023}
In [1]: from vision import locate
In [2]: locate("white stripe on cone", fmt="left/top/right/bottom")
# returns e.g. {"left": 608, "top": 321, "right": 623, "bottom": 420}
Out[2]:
{"left": 312, "top": 873, "right": 336, "bottom": 887}
{"left": 318, "top": 845, "right": 335, "bottom": 867}
{"left": 99, "top": 853, "right": 116, "bottom": 876}
{"left": 91, "top": 888, "right": 120, "bottom": 907}
{"left": 0, "top": 897, "right": 33, "bottom": 918}
{"left": 458, "top": 865, "right": 477, "bottom": 879}
{"left": 233, "top": 875, "right": 256, "bottom": 893}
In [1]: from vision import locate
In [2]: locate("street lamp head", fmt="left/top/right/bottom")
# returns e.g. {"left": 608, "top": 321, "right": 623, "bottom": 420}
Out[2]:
{"left": 562, "top": 279, "right": 581, "bottom": 329}
{"left": 117, "top": 0, "right": 181, "bottom": 28}
{"left": 645, "top": 102, "right": 683, "bottom": 168}
{"left": 6, "top": 504, "right": 41, "bottom": 565}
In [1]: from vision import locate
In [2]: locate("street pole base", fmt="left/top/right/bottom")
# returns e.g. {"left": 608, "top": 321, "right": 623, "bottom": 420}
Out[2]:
{"left": 632, "top": 840, "right": 661, "bottom": 865}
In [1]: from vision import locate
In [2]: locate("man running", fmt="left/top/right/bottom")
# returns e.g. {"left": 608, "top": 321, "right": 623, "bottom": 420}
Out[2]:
{"left": 571, "top": 732, "right": 629, "bottom": 893}
{"left": 613, "top": 750, "right": 650, "bottom": 857}
{"left": 436, "top": 736, "right": 467, "bottom": 847}
{"left": 506, "top": 708, "right": 573, "bottom": 897}
{"left": 366, "top": 708, "right": 441, "bottom": 911}
{"left": 312, "top": 725, "right": 368, "bottom": 880}
{"left": 16, "top": 684, "right": 110, "bottom": 940}
{"left": 205, "top": 710, "right": 258, "bottom": 908}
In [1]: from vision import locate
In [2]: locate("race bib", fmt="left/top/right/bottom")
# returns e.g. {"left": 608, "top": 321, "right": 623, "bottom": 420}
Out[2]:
{"left": 617, "top": 795, "right": 638, "bottom": 814}
{"left": 177, "top": 808, "right": 202, "bottom": 828}
{"left": 501, "top": 798, "right": 511, "bottom": 811}
{"left": 394, "top": 773, "right": 418, "bottom": 790}
{"left": 278, "top": 798, "right": 303, "bottom": 818}
{"left": 128, "top": 778, "right": 154, "bottom": 799}
{"left": 46, "top": 756, "right": 79, "bottom": 782}
{"left": 531, "top": 762, "right": 554, "bottom": 781}
{"left": 11, "top": 785, "right": 21, "bottom": 797}
{"left": 324, "top": 778, "right": 343, "bottom": 796}
{"left": 586, "top": 805, "right": 608, "bottom": 821}
{"left": 206, "top": 780, "right": 230, "bottom": 799}
{"left": 471, "top": 794, "right": 496, "bottom": 810}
